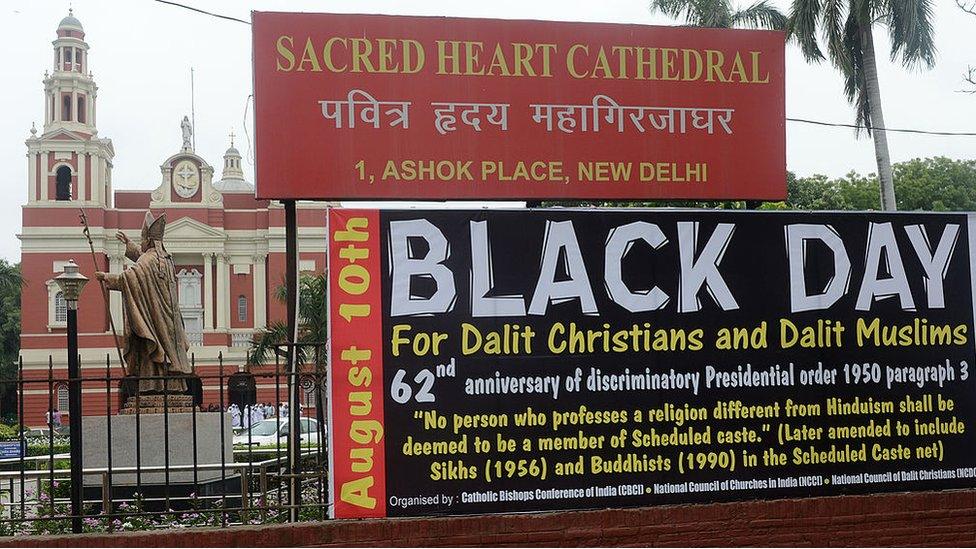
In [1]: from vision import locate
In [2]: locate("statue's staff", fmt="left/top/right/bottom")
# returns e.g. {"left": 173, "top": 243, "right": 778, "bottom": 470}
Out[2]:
{"left": 79, "top": 209, "right": 126, "bottom": 370}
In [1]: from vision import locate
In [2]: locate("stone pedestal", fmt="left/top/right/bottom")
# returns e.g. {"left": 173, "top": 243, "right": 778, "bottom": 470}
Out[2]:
{"left": 119, "top": 394, "right": 195, "bottom": 414}
{"left": 82, "top": 412, "right": 233, "bottom": 486}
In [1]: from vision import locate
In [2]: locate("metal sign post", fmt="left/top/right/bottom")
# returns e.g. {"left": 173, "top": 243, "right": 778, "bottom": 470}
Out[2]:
{"left": 284, "top": 200, "right": 301, "bottom": 522}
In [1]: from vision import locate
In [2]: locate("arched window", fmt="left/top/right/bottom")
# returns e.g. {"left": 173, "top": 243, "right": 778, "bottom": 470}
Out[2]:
{"left": 55, "top": 166, "right": 72, "bottom": 200}
{"left": 54, "top": 291, "right": 67, "bottom": 323}
{"left": 237, "top": 295, "right": 248, "bottom": 323}
{"left": 77, "top": 96, "right": 86, "bottom": 124}
{"left": 62, "top": 95, "right": 71, "bottom": 122}
{"left": 57, "top": 385, "right": 69, "bottom": 414}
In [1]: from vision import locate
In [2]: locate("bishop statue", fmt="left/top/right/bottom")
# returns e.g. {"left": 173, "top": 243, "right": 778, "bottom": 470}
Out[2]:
{"left": 96, "top": 212, "right": 193, "bottom": 393}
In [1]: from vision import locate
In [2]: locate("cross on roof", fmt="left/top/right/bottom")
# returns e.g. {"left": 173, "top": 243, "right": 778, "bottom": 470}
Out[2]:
{"left": 229, "top": 129, "right": 235, "bottom": 147}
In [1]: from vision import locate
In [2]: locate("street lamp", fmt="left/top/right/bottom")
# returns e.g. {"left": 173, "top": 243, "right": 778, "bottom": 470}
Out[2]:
{"left": 54, "top": 259, "right": 88, "bottom": 534}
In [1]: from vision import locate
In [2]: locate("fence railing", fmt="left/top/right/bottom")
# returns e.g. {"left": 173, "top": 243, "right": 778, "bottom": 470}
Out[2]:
{"left": 0, "top": 345, "right": 328, "bottom": 536}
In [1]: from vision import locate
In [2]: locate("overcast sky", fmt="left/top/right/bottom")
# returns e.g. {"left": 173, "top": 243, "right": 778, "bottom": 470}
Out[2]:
{"left": 0, "top": 0, "right": 974, "bottom": 262}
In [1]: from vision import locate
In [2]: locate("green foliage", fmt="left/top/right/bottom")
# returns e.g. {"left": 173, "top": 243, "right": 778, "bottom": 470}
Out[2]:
{"left": 249, "top": 273, "right": 327, "bottom": 368}
{"left": 788, "top": 0, "right": 937, "bottom": 131}
{"left": 26, "top": 444, "right": 71, "bottom": 457}
{"left": 0, "top": 423, "right": 18, "bottom": 439}
{"left": 650, "top": 0, "right": 787, "bottom": 30}
{"left": 543, "top": 157, "right": 976, "bottom": 212}
{"left": 788, "top": 157, "right": 976, "bottom": 211}
{"left": 0, "top": 260, "right": 20, "bottom": 412}
{"left": 891, "top": 157, "right": 976, "bottom": 211}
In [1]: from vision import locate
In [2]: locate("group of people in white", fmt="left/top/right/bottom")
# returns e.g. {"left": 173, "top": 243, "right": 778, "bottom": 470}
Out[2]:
{"left": 227, "top": 402, "right": 289, "bottom": 430}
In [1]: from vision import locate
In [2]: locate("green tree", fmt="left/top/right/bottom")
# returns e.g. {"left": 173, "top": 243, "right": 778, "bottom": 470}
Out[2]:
{"left": 892, "top": 157, "right": 976, "bottom": 210}
{"left": 650, "top": 0, "right": 787, "bottom": 29}
{"left": 248, "top": 273, "right": 327, "bottom": 368}
{"left": 248, "top": 272, "right": 328, "bottom": 432}
{"left": 786, "top": 157, "right": 976, "bottom": 211}
{"left": 789, "top": 0, "right": 937, "bottom": 211}
{"left": 0, "top": 260, "right": 22, "bottom": 421}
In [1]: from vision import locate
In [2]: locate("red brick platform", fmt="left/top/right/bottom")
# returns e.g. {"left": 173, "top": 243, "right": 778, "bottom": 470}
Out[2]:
{"left": 4, "top": 490, "right": 975, "bottom": 547}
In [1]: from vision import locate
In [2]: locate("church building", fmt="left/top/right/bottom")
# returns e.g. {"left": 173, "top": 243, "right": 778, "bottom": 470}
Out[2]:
{"left": 19, "top": 12, "right": 330, "bottom": 425}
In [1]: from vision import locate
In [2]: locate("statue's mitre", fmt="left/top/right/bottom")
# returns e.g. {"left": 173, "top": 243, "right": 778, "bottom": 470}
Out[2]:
{"left": 141, "top": 211, "right": 167, "bottom": 241}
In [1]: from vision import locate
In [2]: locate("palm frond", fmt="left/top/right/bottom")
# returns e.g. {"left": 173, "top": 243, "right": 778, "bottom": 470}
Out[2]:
{"left": 651, "top": 0, "right": 733, "bottom": 27}
{"left": 788, "top": 0, "right": 826, "bottom": 62}
{"left": 250, "top": 272, "right": 329, "bottom": 368}
{"left": 730, "top": 0, "right": 788, "bottom": 29}
{"left": 887, "top": 0, "right": 936, "bottom": 69}
{"left": 841, "top": 11, "right": 871, "bottom": 135}
{"left": 821, "top": 0, "right": 851, "bottom": 71}
{"left": 248, "top": 321, "right": 289, "bottom": 366}
{"left": 650, "top": 0, "right": 702, "bottom": 24}
{"left": 0, "top": 261, "right": 24, "bottom": 293}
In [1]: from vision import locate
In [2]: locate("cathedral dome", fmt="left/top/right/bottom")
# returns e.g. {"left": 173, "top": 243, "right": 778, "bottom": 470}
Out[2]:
{"left": 58, "top": 10, "right": 83, "bottom": 31}
{"left": 213, "top": 135, "right": 254, "bottom": 193}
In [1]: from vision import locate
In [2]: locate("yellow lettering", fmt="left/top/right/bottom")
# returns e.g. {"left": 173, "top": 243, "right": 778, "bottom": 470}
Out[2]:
{"left": 340, "top": 476, "right": 376, "bottom": 509}
{"left": 682, "top": 49, "right": 703, "bottom": 81}
{"left": 513, "top": 43, "right": 536, "bottom": 76}
{"left": 661, "top": 48, "right": 679, "bottom": 80}
{"left": 567, "top": 44, "right": 588, "bottom": 78}
{"left": 297, "top": 38, "right": 321, "bottom": 72}
{"left": 705, "top": 50, "right": 727, "bottom": 82}
{"left": 487, "top": 44, "right": 512, "bottom": 76}
{"left": 350, "top": 38, "right": 375, "bottom": 73}
{"left": 635, "top": 47, "right": 658, "bottom": 80}
{"left": 728, "top": 52, "right": 748, "bottom": 82}
{"left": 375, "top": 38, "right": 398, "bottom": 73}
{"left": 436, "top": 40, "right": 461, "bottom": 75}
{"left": 275, "top": 35, "right": 296, "bottom": 71}
{"left": 463, "top": 41, "right": 485, "bottom": 75}
{"left": 323, "top": 37, "right": 347, "bottom": 72}
{"left": 590, "top": 47, "right": 613, "bottom": 79}
{"left": 750, "top": 51, "right": 769, "bottom": 83}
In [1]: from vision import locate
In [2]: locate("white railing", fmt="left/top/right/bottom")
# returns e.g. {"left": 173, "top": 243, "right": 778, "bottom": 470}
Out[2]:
{"left": 231, "top": 332, "right": 253, "bottom": 348}
{"left": 186, "top": 331, "right": 204, "bottom": 346}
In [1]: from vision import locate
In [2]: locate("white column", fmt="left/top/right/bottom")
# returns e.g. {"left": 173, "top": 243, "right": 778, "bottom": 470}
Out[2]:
{"left": 71, "top": 90, "right": 77, "bottom": 122}
{"left": 91, "top": 155, "right": 101, "bottom": 205}
{"left": 109, "top": 253, "right": 123, "bottom": 330}
{"left": 55, "top": 91, "right": 61, "bottom": 122}
{"left": 77, "top": 152, "right": 86, "bottom": 202}
{"left": 216, "top": 253, "right": 229, "bottom": 330}
{"left": 202, "top": 253, "right": 213, "bottom": 330}
{"left": 40, "top": 152, "right": 49, "bottom": 201}
{"left": 104, "top": 159, "right": 112, "bottom": 208}
{"left": 27, "top": 153, "right": 36, "bottom": 203}
{"left": 253, "top": 254, "right": 267, "bottom": 329}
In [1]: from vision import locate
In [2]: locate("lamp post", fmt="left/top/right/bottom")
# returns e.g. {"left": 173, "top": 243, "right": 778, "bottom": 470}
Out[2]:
{"left": 54, "top": 259, "right": 88, "bottom": 534}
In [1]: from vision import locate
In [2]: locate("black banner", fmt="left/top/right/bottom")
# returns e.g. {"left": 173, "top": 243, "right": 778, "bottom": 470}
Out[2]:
{"left": 329, "top": 208, "right": 976, "bottom": 518}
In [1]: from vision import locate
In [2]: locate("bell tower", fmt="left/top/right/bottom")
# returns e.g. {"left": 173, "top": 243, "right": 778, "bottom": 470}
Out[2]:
{"left": 25, "top": 10, "right": 114, "bottom": 207}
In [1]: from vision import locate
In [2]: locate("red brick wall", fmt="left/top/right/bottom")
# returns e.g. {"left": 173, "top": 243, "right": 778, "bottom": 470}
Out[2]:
{"left": 5, "top": 490, "right": 976, "bottom": 547}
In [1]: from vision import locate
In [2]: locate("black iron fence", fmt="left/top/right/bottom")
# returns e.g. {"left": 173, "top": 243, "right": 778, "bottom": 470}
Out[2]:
{"left": 0, "top": 346, "right": 328, "bottom": 536}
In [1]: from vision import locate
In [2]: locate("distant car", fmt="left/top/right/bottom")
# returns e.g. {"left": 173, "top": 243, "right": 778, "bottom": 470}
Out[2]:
{"left": 233, "top": 417, "right": 323, "bottom": 447}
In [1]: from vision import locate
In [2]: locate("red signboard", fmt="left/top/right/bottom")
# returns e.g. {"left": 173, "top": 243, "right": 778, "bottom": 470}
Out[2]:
{"left": 328, "top": 208, "right": 386, "bottom": 519}
{"left": 253, "top": 12, "right": 785, "bottom": 201}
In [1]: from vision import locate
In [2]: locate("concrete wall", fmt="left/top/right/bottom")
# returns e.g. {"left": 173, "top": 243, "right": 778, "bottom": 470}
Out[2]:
{"left": 4, "top": 490, "right": 975, "bottom": 547}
